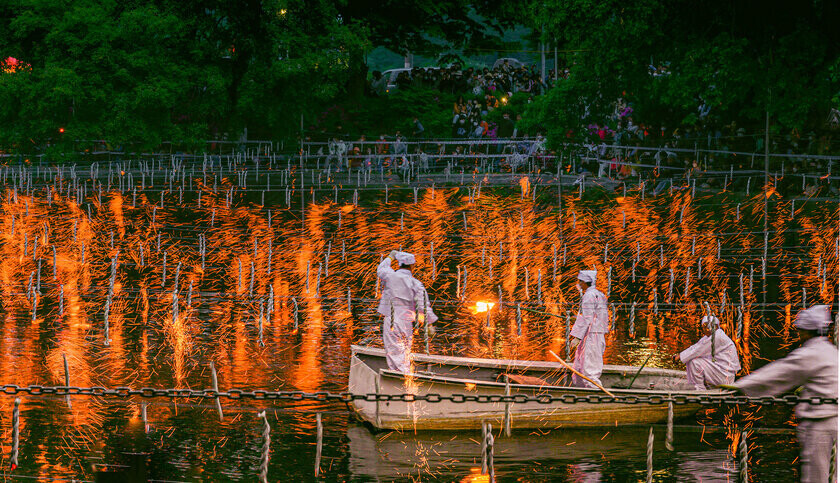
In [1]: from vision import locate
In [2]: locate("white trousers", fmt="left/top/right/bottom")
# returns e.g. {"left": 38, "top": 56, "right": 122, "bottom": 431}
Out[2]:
{"left": 573, "top": 332, "right": 606, "bottom": 388}
{"left": 685, "top": 357, "right": 736, "bottom": 391}
{"left": 383, "top": 316, "right": 413, "bottom": 373}
{"left": 797, "top": 417, "right": 837, "bottom": 483}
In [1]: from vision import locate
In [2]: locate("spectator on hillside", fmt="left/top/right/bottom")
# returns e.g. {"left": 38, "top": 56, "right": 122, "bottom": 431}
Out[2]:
{"left": 393, "top": 131, "right": 407, "bottom": 155}
{"left": 396, "top": 71, "right": 411, "bottom": 90}
{"left": 370, "top": 71, "right": 386, "bottom": 96}
{"left": 498, "top": 112, "right": 515, "bottom": 139}
{"left": 412, "top": 117, "right": 425, "bottom": 138}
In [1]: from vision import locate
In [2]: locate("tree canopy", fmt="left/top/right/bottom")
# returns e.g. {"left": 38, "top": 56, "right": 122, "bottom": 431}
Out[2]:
{"left": 528, "top": 0, "right": 840, "bottom": 142}
{"left": 0, "top": 0, "right": 365, "bottom": 148}
{"left": 0, "top": 0, "right": 836, "bottom": 150}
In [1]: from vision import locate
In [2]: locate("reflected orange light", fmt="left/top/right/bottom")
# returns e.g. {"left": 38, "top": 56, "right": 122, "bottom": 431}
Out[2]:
{"left": 461, "top": 468, "right": 490, "bottom": 482}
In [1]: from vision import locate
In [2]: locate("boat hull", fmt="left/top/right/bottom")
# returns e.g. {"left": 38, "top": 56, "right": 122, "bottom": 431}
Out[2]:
{"left": 349, "top": 346, "right": 711, "bottom": 430}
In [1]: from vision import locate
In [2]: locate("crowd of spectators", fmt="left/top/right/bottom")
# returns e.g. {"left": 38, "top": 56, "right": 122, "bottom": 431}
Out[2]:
{"left": 302, "top": 58, "right": 839, "bottom": 179}
{"left": 368, "top": 60, "right": 557, "bottom": 98}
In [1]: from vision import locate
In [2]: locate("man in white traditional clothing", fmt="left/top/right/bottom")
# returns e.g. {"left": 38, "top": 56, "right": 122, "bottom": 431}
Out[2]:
{"left": 725, "top": 305, "right": 837, "bottom": 483}
{"left": 569, "top": 270, "right": 609, "bottom": 387}
{"left": 672, "top": 315, "right": 741, "bottom": 390}
{"left": 376, "top": 250, "right": 438, "bottom": 373}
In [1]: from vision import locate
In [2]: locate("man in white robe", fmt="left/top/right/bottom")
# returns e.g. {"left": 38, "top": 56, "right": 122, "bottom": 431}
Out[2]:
{"left": 569, "top": 270, "right": 609, "bottom": 387}
{"left": 376, "top": 250, "right": 438, "bottom": 373}
{"left": 728, "top": 305, "right": 837, "bottom": 483}
{"left": 672, "top": 315, "right": 741, "bottom": 390}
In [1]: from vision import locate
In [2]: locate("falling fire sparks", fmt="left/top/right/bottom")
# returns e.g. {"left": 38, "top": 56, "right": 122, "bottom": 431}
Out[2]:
{"left": 0, "top": 151, "right": 832, "bottom": 480}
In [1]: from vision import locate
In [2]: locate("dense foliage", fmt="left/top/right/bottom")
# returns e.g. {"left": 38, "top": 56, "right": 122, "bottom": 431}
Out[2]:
{"left": 532, "top": 0, "right": 840, "bottom": 143}
{"left": 0, "top": 0, "right": 366, "bottom": 149}
{"left": 0, "top": 0, "right": 837, "bottom": 150}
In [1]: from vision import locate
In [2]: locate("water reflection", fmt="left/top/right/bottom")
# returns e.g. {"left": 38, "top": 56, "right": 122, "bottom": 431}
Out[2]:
{"left": 0, "top": 174, "right": 835, "bottom": 480}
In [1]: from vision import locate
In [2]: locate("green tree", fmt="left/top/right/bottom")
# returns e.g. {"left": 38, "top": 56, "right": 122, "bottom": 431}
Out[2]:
{"left": 532, "top": 0, "right": 840, "bottom": 145}
{"left": 0, "top": 0, "right": 367, "bottom": 150}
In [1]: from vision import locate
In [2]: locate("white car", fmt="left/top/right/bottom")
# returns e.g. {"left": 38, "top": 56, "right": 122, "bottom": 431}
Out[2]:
{"left": 382, "top": 68, "right": 412, "bottom": 93}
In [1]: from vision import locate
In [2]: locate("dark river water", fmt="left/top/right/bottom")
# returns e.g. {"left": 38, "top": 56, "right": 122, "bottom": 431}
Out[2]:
{"left": 0, "top": 163, "right": 836, "bottom": 481}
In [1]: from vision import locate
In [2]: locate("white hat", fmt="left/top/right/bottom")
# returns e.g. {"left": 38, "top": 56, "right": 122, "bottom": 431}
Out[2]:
{"left": 394, "top": 251, "right": 416, "bottom": 265}
{"left": 701, "top": 315, "right": 720, "bottom": 329}
{"left": 794, "top": 305, "right": 832, "bottom": 331}
{"left": 577, "top": 270, "right": 597, "bottom": 284}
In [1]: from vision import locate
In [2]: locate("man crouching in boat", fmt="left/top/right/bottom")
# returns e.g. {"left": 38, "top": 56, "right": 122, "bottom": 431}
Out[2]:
{"left": 726, "top": 305, "right": 837, "bottom": 483}
{"left": 672, "top": 315, "right": 740, "bottom": 391}
{"left": 376, "top": 250, "right": 438, "bottom": 373}
{"left": 569, "top": 270, "right": 609, "bottom": 387}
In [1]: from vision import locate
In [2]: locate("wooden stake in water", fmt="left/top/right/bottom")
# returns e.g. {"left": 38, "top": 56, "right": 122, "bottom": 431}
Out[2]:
{"left": 31, "top": 292, "right": 38, "bottom": 322}
{"left": 161, "top": 251, "right": 167, "bottom": 287}
{"left": 210, "top": 361, "right": 224, "bottom": 421}
{"left": 63, "top": 353, "right": 71, "bottom": 409}
{"left": 314, "top": 413, "right": 324, "bottom": 477}
{"left": 258, "top": 411, "right": 271, "bottom": 483}
{"left": 292, "top": 297, "right": 299, "bottom": 332}
{"left": 503, "top": 376, "right": 512, "bottom": 437}
{"left": 11, "top": 397, "right": 20, "bottom": 470}
{"left": 486, "top": 424, "right": 495, "bottom": 481}
{"left": 258, "top": 300, "right": 265, "bottom": 347}
{"left": 324, "top": 241, "right": 331, "bottom": 277}
{"left": 456, "top": 265, "right": 461, "bottom": 298}
{"left": 646, "top": 426, "right": 654, "bottom": 483}
{"left": 739, "top": 431, "right": 749, "bottom": 483}
{"left": 665, "top": 400, "right": 674, "bottom": 451}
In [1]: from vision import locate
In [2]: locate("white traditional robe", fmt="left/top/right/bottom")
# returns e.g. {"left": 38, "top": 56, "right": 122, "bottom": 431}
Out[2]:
{"left": 679, "top": 328, "right": 741, "bottom": 390}
{"left": 570, "top": 286, "right": 609, "bottom": 387}
{"left": 377, "top": 257, "right": 437, "bottom": 372}
{"left": 734, "top": 337, "right": 838, "bottom": 483}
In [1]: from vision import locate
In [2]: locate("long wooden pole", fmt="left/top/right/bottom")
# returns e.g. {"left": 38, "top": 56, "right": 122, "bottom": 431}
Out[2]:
{"left": 626, "top": 351, "right": 655, "bottom": 389}
{"left": 548, "top": 350, "right": 615, "bottom": 397}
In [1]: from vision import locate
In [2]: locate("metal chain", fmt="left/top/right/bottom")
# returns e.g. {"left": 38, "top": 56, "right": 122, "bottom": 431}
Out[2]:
{"left": 0, "top": 384, "right": 835, "bottom": 406}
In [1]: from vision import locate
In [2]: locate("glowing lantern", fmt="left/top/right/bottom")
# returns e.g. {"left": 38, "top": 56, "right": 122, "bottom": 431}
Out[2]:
{"left": 474, "top": 301, "right": 495, "bottom": 313}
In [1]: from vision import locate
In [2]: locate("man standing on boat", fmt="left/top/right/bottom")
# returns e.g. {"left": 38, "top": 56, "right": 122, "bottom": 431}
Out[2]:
{"left": 569, "top": 270, "right": 609, "bottom": 387}
{"left": 672, "top": 315, "right": 740, "bottom": 391}
{"left": 725, "top": 305, "right": 837, "bottom": 483}
{"left": 376, "top": 250, "right": 438, "bottom": 373}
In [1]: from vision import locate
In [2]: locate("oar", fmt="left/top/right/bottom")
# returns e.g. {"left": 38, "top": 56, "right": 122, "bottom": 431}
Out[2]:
{"left": 548, "top": 350, "right": 615, "bottom": 397}
{"left": 625, "top": 351, "right": 655, "bottom": 389}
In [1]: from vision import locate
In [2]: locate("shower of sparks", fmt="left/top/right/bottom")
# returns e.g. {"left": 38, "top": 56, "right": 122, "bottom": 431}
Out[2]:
{"left": 0, "top": 155, "right": 833, "bottom": 480}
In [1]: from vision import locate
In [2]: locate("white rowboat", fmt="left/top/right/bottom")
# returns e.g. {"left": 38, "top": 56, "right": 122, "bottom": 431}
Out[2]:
{"left": 348, "top": 345, "right": 722, "bottom": 430}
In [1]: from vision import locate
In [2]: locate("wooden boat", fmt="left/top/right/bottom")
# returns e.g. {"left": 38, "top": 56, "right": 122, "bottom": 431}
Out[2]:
{"left": 348, "top": 345, "right": 723, "bottom": 430}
